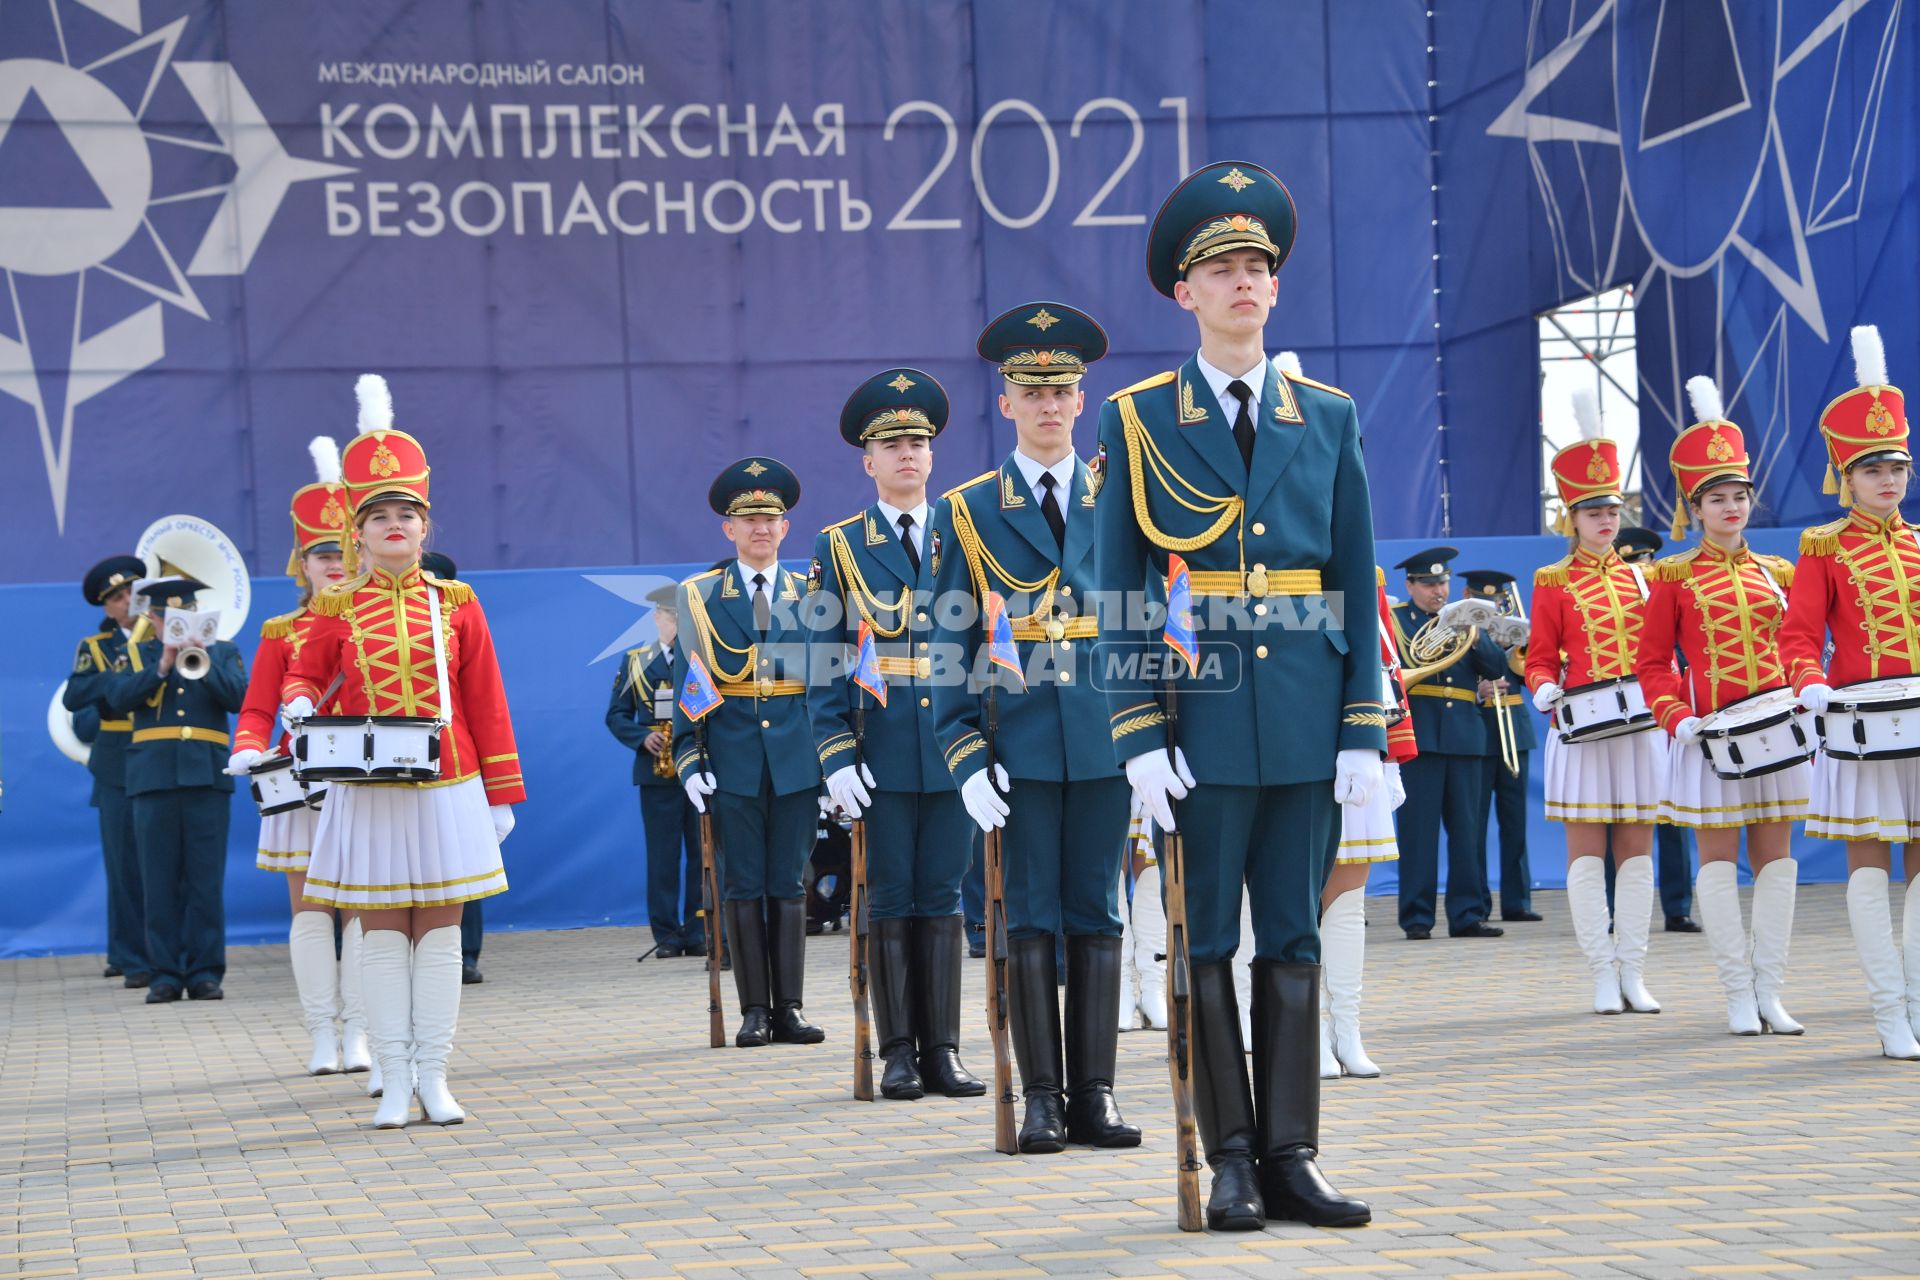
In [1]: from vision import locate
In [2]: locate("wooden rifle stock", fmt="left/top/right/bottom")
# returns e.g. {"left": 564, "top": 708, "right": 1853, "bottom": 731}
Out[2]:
{"left": 697, "top": 720, "right": 725, "bottom": 1049}
{"left": 983, "top": 683, "right": 1017, "bottom": 1154}
{"left": 1162, "top": 681, "right": 1204, "bottom": 1231}
{"left": 848, "top": 700, "right": 875, "bottom": 1100}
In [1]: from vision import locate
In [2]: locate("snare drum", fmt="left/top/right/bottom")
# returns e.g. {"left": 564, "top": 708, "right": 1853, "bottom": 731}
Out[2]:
{"left": 248, "top": 754, "right": 310, "bottom": 816}
{"left": 1819, "top": 677, "right": 1920, "bottom": 761}
{"left": 1552, "top": 676, "right": 1655, "bottom": 742}
{"left": 294, "top": 715, "right": 443, "bottom": 783}
{"left": 1697, "top": 688, "right": 1815, "bottom": 780}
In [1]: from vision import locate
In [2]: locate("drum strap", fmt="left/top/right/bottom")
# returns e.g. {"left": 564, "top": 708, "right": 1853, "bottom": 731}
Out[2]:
{"left": 1627, "top": 564, "right": 1649, "bottom": 602}
{"left": 1751, "top": 559, "right": 1788, "bottom": 612}
{"left": 429, "top": 585, "right": 453, "bottom": 727}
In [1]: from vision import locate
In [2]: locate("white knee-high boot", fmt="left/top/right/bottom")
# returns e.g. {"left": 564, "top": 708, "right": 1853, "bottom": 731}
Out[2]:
{"left": 1118, "top": 867, "right": 1143, "bottom": 1032}
{"left": 1234, "top": 892, "right": 1254, "bottom": 1049}
{"left": 338, "top": 917, "right": 375, "bottom": 1081}
{"left": 1322, "top": 887, "right": 1378, "bottom": 1077}
{"left": 1846, "top": 868, "right": 1920, "bottom": 1059}
{"left": 288, "top": 912, "right": 342, "bottom": 1074}
{"left": 1132, "top": 864, "right": 1168, "bottom": 1030}
{"left": 411, "top": 925, "right": 466, "bottom": 1125}
{"left": 361, "top": 927, "right": 416, "bottom": 1127}
{"left": 1904, "top": 878, "right": 1920, "bottom": 1041}
{"left": 1696, "top": 861, "right": 1760, "bottom": 1035}
{"left": 1613, "top": 856, "right": 1661, "bottom": 1013}
{"left": 1750, "top": 859, "right": 1803, "bottom": 1035}
{"left": 1566, "top": 856, "right": 1624, "bottom": 1014}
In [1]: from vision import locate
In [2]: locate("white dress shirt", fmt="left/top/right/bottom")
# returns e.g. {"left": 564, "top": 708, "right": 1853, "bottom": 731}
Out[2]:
{"left": 874, "top": 499, "right": 931, "bottom": 561}
{"left": 1194, "top": 348, "right": 1269, "bottom": 424}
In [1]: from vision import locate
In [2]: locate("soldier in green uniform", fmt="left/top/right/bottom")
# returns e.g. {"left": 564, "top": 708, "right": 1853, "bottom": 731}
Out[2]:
{"left": 1390, "top": 550, "right": 1509, "bottom": 941}
{"left": 608, "top": 584, "right": 705, "bottom": 958}
{"left": 1460, "top": 569, "right": 1540, "bottom": 923}
{"left": 672, "top": 459, "right": 826, "bottom": 1047}
{"left": 63, "top": 555, "right": 151, "bottom": 986}
{"left": 930, "top": 302, "right": 1138, "bottom": 1150}
{"left": 1094, "top": 161, "right": 1381, "bottom": 1230}
{"left": 101, "top": 577, "right": 248, "bottom": 1003}
{"left": 807, "top": 370, "right": 983, "bottom": 1101}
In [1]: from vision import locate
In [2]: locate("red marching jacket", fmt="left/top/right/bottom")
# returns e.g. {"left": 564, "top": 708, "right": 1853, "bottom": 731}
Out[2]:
{"left": 1524, "top": 546, "right": 1653, "bottom": 695}
{"left": 1779, "top": 508, "right": 1920, "bottom": 693}
{"left": 280, "top": 565, "right": 525, "bottom": 805}
{"left": 1374, "top": 571, "right": 1418, "bottom": 764}
{"left": 1634, "top": 541, "right": 1796, "bottom": 734}
{"left": 234, "top": 608, "right": 347, "bottom": 755}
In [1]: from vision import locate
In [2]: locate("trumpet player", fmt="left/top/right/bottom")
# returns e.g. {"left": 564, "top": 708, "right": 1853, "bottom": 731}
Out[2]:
{"left": 102, "top": 577, "right": 248, "bottom": 1004}
{"left": 1525, "top": 394, "right": 1667, "bottom": 1015}
{"left": 1779, "top": 325, "right": 1920, "bottom": 1061}
{"left": 1636, "top": 376, "right": 1807, "bottom": 1039}
{"left": 1390, "top": 548, "right": 1510, "bottom": 942}
{"left": 1460, "top": 570, "right": 1538, "bottom": 926}
{"left": 607, "top": 584, "right": 706, "bottom": 959}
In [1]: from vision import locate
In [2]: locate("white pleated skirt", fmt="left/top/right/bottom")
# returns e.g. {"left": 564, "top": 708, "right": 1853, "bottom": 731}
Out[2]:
{"left": 301, "top": 776, "right": 507, "bottom": 909}
{"left": 1542, "top": 726, "right": 1667, "bottom": 825}
{"left": 256, "top": 801, "right": 319, "bottom": 873}
{"left": 1336, "top": 782, "right": 1398, "bottom": 864}
{"left": 1660, "top": 739, "right": 1810, "bottom": 829}
{"left": 1806, "top": 751, "right": 1920, "bottom": 842}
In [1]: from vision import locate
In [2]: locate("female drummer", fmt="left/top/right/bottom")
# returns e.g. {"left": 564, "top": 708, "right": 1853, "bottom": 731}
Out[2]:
{"left": 1779, "top": 326, "right": 1920, "bottom": 1061}
{"left": 1526, "top": 391, "right": 1666, "bottom": 1016}
{"left": 1636, "top": 376, "right": 1809, "bottom": 1038}
{"left": 281, "top": 375, "right": 524, "bottom": 1128}
{"left": 226, "top": 440, "right": 369, "bottom": 1079}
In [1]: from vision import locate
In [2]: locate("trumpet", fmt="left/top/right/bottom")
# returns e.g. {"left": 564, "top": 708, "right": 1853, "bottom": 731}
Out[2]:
{"left": 177, "top": 644, "right": 212, "bottom": 680}
{"left": 1484, "top": 677, "right": 1521, "bottom": 777}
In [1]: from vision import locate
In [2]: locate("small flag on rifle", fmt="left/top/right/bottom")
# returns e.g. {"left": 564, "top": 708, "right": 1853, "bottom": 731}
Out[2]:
{"left": 677, "top": 651, "right": 725, "bottom": 721}
{"left": 851, "top": 618, "right": 888, "bottom": 706}
{"left": 984, "top": 591, "right": 1026, "bottom": 690}
{"left": 1163, "top": 554, "right": 1198, "bottom": 675}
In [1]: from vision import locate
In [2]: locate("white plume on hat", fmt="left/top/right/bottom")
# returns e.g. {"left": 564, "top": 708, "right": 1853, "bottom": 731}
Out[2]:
{"left": 1273, "top": 351, "right": 1304, "bottom": 378}
{"left": 1685, "top": 375, "right": 1724, "bottom": 425}
{"left": 1571, "top": 386, "right": 1603, "bottom": 440}
{"left": 1851, "top": 324, "right": 1888, "bottom": 388}
{"left": 354, "top": 374, "right": 393, "bottom": 434}
{"left": 307, "top": 436, "right": 341, "bottom": 485}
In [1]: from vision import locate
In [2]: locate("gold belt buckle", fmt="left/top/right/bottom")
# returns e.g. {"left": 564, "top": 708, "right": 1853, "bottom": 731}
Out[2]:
{"left": 758, "top": 677, "right": 775, "bottom": 698}
{"left": 179, "top": 726, "right": 193, "bottom": 741}
{"left": 1247, "top": 564, "right": 1270, "bottom": 598}
{"left": 916, "top": 657, "right": 931, "bottom": 679}
{"left": 1044, "top": 617, "right": 1066, "bottom": 642}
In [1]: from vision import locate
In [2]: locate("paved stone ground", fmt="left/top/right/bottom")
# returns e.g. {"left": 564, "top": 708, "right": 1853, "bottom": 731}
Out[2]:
{"left": 4, "top": 884, "right": 1918, "bottom": 1280}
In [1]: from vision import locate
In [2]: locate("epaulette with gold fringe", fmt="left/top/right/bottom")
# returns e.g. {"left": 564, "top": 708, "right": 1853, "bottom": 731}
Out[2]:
{"left": 1282, "top": 371, "right": 1354, "bottom": 401}
{"left": 258, "top": 607, "right": 307, "bottom": 641}
{"left": 1106, "top": 370, "right": 1176, "bottom": 402}
{"left": 308, "top": 576, "right": 369, "bottom": 616}
{"left": 423, "top": 573, "right": 475, "bottom": 606}
{"left": 1798, "top": 518, "right": 1847, "bottom": 558}
{"left": 1532, "top": 557, "right": 1573, "bottom": 589}
{"left": 1650, "top": 549, "right": 1701, "bottom": 582}
{"left": 942, "top": 471, "right": 997, "bottom": 501}
{"left": 1760, "top": 554, "right": 1795, "bottom": 588}
{"left": 1375, "top": 565, "right": 1385, "bottom": 588}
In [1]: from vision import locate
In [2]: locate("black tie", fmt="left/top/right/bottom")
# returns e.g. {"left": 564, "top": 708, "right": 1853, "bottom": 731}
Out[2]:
{"left": 897, "top": 512, "right": 921, "bottom": 574}
{"left": 1038, "top": 472, "right": 1066, "bottom": 550}
{"left": 751, "top": 572, "right": 770, "bottom": 634}
{"left": 1227, "top": 379, "right": 1256, "bottom": 470}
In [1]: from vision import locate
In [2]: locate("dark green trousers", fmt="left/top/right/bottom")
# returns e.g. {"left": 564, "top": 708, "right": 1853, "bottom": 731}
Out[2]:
{"left": 1002, "top": 776, "right": 1131, "bottom": 940}
{"left": 131, "top": 787, "right": 230, "bottom": 990}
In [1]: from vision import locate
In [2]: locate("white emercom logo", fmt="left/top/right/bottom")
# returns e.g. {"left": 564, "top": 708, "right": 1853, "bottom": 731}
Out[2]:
{"left": 0, "top": 4, "right": 352, "bottom": 530}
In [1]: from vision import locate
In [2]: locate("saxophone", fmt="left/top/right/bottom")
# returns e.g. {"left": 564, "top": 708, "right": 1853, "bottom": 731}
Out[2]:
{"left": 651, "top": 680, "right": 676, "bottom": 779}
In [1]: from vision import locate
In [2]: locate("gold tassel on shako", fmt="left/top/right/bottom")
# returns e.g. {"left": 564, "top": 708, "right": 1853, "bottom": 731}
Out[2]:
{"left": 1668, "top": 464, "right": 1690, "bottom": 543}
{"left": 1824, "top": 459, "right": 1854, "bottom": 508}
{"left": 1551, "top": 504, "right": 1573, "bottom": 537}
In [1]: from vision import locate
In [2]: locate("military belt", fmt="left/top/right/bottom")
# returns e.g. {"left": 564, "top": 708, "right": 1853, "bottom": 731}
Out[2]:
{"left": 715, "top": 679, "right": 805, "bottom": 698}
{"left": 1188, "top": 568, "right": 1323, "bottom": 598}
{"left": 132, "top": 726, "right": 232, "bottom": 746}
{"left": 1009, "top": 617, "right": 1098, "bottom": 642}
{"left": 875, "top": 656, "right": 933, "bottom": 679}
{"left": 98, "top": 719, "right": 133, "bottom": 732}
{"left": 1408, "top": 685, "right": 1476, "bottom": 703}
{"left": 1482, "top": 693, "right": 1526, "bottom": 709}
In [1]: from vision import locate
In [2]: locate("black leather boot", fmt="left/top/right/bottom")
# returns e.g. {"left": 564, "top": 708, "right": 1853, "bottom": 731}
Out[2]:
{"left": 725, "top": 900, "right": 771, "bottom": 1047}
{"left": 1191, "top": 961, "right": 1263, "bottom": 1230}
{"left": 870, "top": 917, "right": 923, "bottom": 1099}
{"left": 1065, "top": 936, "right": 1141, "bottom": 1147}
{"left": 915, "top": 916, "right": 985, "bottom": 1097}
{"left": 767, "top": 897, "right": 825, "bottom": 1044}
{"left": 1008, "top": 935, "right": 1067, "bottom": 1152}
{"left": 1252, "top": 959, "right": 1371, "bottom": 1227}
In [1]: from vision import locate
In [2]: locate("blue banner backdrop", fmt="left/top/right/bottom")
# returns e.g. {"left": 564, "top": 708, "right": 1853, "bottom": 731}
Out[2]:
{"left": 1, "top": 534, "right": 1882, "bottom": 959}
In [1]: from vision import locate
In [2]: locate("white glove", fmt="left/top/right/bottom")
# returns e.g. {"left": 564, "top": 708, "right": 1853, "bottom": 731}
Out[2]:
{"left": 684, "top": 770, "right": 717, "bottom": 813}
{"left": 1674, "top": 716, "right": 1704, "bottom": 747}
{"left": 1384, "top": 761, "right": 1406, "bottom": 812}
{"left": 1799, "top": 683, "right": 1833, "bottom": 714}
{"left": 819, "top": 794, "right": 837, "bottom": 820}
{"left": 1531, "top": 682, "right": 1561, "bottom": 713}
{"left": 961, "top": 764, "right": 1012, "bottom": 832}
{"left": 281, "top": 696, "right": 315, "bottom": 722}
{"left": 1125, "top": 747, "right": 1195, "bottom": 832}
{"left": 1333, "top": 748, "right": 1383, "bottom": 807}
{"left": 826, "top": 762, "right": 876, "bottom": 821}
{"left": 490, "top": 804, "right": 515, "bottom": 842}
{"left": 223, "top": 749, "right": 263, "bottom": 776}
